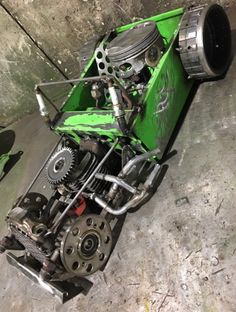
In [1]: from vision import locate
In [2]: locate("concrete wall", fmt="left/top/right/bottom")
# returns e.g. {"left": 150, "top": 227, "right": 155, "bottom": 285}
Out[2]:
{"left": 0, "top": 0, "right": 233, "bottom": 126}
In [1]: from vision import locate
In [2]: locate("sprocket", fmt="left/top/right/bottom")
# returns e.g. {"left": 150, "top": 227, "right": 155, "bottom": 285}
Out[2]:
{"left": 46, "top": 147, "right": 78, "bottom": 186}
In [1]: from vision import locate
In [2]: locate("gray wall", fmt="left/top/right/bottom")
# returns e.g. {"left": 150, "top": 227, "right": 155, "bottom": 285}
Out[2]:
{"left": 0, "top": 0, "right": 232, "bottom": 126}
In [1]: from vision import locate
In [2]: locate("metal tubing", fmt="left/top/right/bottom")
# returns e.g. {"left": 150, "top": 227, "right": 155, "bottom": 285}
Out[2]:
{"left": 50, "top": 138, "right": 119, "bottom": 232}
{"left": 35, "top": 76, "right": 106, "bottom": 89}
{"left": 107, "top": 147, "right": 160, "bottom": 200}
{"left": 92, "top": 191, "right": 145, "bottom": 215}
{"left": 91, "top": 163, "right": 161, "bottom": 215}
{"left": 95, "top": 173, "right": 138, "bottom": 194}
{"left": 120, "top": 148, "right": 161, "bottom": 177}
{"left": 144, "top": 163, "right": 161, "bottom": 188}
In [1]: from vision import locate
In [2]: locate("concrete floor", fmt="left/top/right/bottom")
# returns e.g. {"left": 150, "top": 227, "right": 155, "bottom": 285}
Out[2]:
{"left": 1, "top": 7, "right": 236, "bottom": 312}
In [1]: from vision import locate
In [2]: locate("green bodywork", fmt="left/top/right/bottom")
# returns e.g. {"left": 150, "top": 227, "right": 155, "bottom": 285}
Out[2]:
{"left": 54, "top": 8, "right": 193, "bottom": 156}
{"left": 0, "top": 153, "right": 10, "bottom": 179}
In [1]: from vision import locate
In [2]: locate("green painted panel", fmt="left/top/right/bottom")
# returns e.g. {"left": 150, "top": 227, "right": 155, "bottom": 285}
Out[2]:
{"left": 133, "top": 34, "right": 193, "bottom": 153}
{"left": 54, "top": 7, "right": 194, "bottom": 157}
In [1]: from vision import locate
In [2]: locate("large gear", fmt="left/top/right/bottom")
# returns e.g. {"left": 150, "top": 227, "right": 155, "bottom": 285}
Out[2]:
{"left": 46, "top": 147, "right": 78, "bottom": 186}
{"left": 46, "top": 147, "right": 110, "bottom": 193}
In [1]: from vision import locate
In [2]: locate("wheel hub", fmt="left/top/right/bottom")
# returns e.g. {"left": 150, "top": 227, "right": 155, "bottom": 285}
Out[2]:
{"left": 60, "top": 214, "right": 112, "bottom": 276}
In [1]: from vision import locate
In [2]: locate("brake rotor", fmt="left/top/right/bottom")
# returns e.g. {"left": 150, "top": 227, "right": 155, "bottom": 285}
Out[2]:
{"left": 60, "top": 214, "right": 112, "bottom": 276}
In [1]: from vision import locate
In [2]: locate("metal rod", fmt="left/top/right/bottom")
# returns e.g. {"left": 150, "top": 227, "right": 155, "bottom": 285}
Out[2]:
{"left": 35, "top": 75, "right": 133, "bottom": 108}
{"left": 35, "top": 76, "right": 105, "bottom": 88}
{"left": 16, "top": 137, "right": 63, "bottom": 208}
{"left": 50, "top": 138, "right": 119, "bottom": 232}
{"left": 35, "top": 75, "right": 122, "bottom": 89}
{"left": 95, "top": 173, "right": 137, "bottom": 194}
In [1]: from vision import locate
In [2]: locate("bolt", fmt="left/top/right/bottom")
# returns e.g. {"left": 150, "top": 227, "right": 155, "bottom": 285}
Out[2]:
{"left": 24, "top": 197, "right": 30, "bottom": 204}
{"left": 72, "top": 227, "right": 79, "bottom": 236}
{"left": 36, "top": 196, "right": 42, "bottom": 203}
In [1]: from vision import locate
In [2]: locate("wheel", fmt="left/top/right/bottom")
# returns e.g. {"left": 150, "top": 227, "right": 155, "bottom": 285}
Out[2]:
{"left": 178, "top": 4, "right": 231, "bottom": 79}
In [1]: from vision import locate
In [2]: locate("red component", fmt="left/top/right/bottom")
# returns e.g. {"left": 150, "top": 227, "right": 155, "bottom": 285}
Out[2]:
{"left": 74, "top": 197, "right": 86, "bottom": 216}
{"left": 67, "top": 197, "right": 86, "bottom": 217}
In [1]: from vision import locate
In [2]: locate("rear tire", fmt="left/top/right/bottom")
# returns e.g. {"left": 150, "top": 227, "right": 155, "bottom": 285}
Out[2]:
{"left": 178, "top": 4, "right": 231, "bottom": 79}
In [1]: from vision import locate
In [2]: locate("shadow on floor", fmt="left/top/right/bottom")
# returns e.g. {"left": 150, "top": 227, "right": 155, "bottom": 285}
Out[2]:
{"left": 0, "top": 129, "right": 23, "bottom": 181}
{"left": 0, "top": 129, "right": 15, "bottom": 155}
{"left": 162, "top": 82, "right": 199, "bottom": 161}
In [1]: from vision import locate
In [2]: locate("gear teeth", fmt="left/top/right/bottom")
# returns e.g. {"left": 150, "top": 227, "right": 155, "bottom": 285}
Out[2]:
{"left": 45, "top": 147, "right": 78, "bottom": 186}
{"left": 46, "top": 148, "right": 110, "bottom": 194}
{"left": 55, "top": 218, "right": 74, "bottom": 248}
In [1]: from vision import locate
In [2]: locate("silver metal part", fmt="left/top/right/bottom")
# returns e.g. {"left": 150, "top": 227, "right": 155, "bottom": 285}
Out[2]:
{"left": 36, "top": 91, "right": 49, "bottom": 117}
{"left": 108, "top": 85, "right": 124, "bottom": 118}
{"left": 91, "top": 163, "right": 161, "bottom": 215}
{"left": 95, "top": 173, "right": 137, "bottom": 194}
{"left": 10, "top": 227, "right": 47, "bottom": 263}
{"left": 50, "top": 138, "right": 119, "bottom": 232}
{"left": 121, "top": 148, "right": 160, "bottom": 177}
{"left": 8, "top": 207, "right": 47, "bottom": 243}
{"left": 95, "top": 34, "right": 117, "bottom": 77}
{"left": 107, "top": 82, "right": 128, "bottom": 134}
{"left": 179, "top": 4, "right": 231, "bottom": 79}
{"left": 60, "top": 214, "right": 112, "bottom": 276}
{"left": 107, "top": 147, "right": 161, "bottom": 199}
{"left": 7, "top": 252, "right": 69, "bottom": 301}
{"left": 106, "top": 21, "right": 164, "bottom": 78}
{"left": 46, "top": 147, "right": 77, "bottom": 186}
